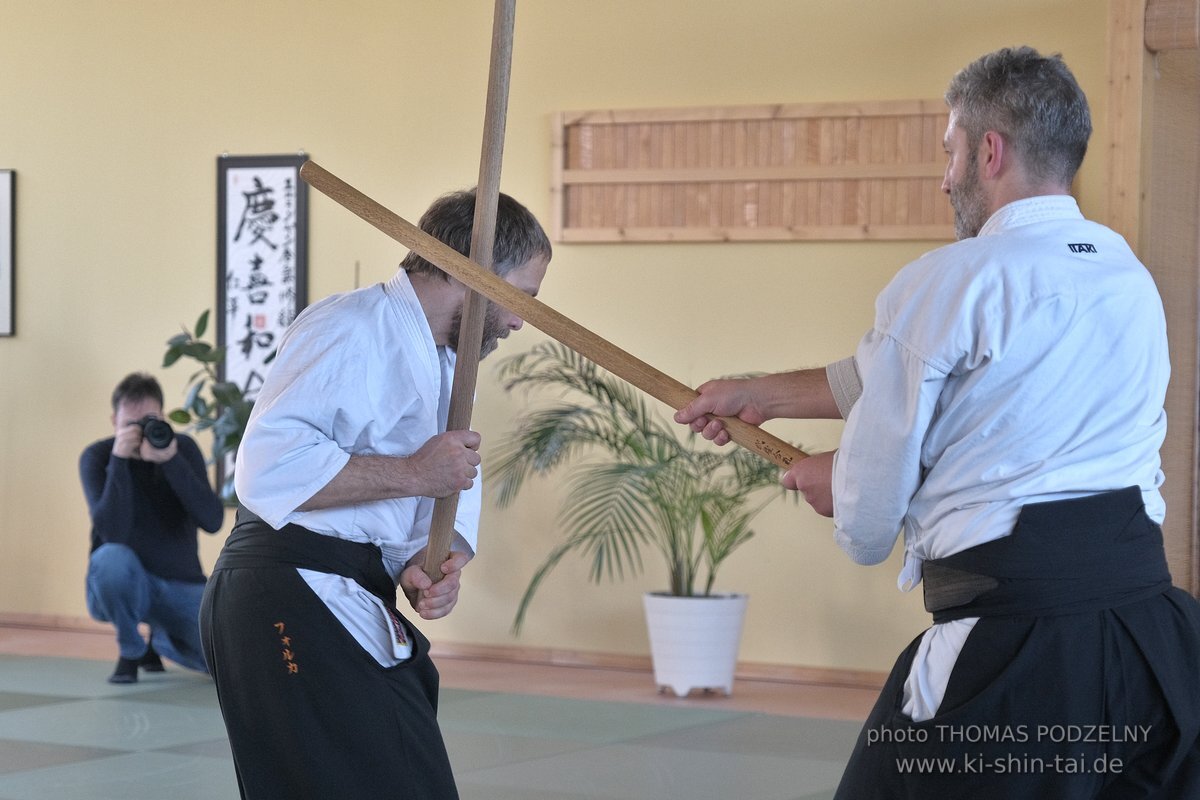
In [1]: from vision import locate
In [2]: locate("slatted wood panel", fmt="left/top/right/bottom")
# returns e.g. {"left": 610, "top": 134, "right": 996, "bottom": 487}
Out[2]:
{"left": 551, "top": 101, "right": 953, "bottom": 243}
{"left": 1145, "top": 0, "right": 1200, "bottom": 51}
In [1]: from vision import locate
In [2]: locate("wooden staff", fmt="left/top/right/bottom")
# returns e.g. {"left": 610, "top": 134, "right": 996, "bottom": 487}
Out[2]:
{"left": 424, "top": 0, "right": 516, "bottom": 582}
{"left": 299, "top": 160, "right": 808, "bottom": 472}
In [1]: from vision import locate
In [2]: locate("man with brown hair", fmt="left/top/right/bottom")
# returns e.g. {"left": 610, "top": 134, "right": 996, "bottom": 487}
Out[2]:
{"left": 201, "top": 189, "right": 552, "bottom": 799}
{"left": 80, "top": 371, "right": 223, "bottom": 683}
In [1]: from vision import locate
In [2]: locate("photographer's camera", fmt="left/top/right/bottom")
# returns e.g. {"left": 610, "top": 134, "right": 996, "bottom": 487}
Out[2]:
{"left": 135, "top": 416, "right": 175, "bottom": 449}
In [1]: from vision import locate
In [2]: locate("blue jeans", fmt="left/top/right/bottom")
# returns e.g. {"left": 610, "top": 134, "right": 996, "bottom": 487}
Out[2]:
{"left": 86, "top": 543, "right": 209, "bottom": 673}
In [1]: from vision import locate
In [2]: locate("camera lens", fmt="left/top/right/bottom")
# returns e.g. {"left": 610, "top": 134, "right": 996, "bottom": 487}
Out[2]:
{"left": 141, "top": 418, "right": 175, "bottom": 449}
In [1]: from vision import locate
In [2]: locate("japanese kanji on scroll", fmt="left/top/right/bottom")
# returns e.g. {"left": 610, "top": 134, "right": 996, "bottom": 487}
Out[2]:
{"left": 216, "top": 153, "right": 310, "bottom": 478}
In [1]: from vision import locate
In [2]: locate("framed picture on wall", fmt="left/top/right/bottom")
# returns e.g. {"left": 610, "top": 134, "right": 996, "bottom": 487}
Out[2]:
{"left": 0, "top": 170, "right": 13, "bottom": 337}
{"left": 216, "top": 153, "right": 309, "bottom": 483}
{"left": 216, "top": 153, "right": 309, "bottom": 398}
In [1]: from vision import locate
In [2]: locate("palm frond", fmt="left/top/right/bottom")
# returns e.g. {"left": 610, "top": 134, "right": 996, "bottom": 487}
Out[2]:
{"left": 502, "top": 342, "right": 676, "bottom": 443}
{"left": 560, "top": 462, "right": 661, "bottom": 581}
{"left": 490, "top": 404, "right": 633, "bottom": 506}
{"left": 510, "top": 528, "right": 603, "bottom": 634}
{"left": 492, "top": 342, "right": 799, "bottom": 629}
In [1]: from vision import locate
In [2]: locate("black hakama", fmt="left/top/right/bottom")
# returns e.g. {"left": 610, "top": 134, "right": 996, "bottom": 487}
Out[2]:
{"left": 835, "top": 488, "right": 1200, "bottom": 799}
{"left": 200, "top": 512, "right": 459, "bottom": 800}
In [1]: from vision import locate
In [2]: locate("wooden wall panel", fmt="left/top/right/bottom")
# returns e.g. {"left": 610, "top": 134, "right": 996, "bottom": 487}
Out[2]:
{"left": 1142, "top": 48, "right": 1200, "bottom": 594}
{"left": 1146, "top": 0, "right": 1200, "bottom": 51}
{"left": 551, "top": 101, "right": 953, "bottom": 243}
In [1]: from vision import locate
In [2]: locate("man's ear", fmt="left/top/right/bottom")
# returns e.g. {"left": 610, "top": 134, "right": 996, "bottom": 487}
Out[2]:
{"left": 980, "top": 130, "right": 1006, "bottom": 179}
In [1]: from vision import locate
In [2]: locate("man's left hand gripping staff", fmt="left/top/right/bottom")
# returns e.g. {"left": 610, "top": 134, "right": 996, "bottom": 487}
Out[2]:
{"left": 401, "top": 548, "right": 472, "bottom": 620}
{"left": 781, "top": 450, "right": 836, "bottom": 517}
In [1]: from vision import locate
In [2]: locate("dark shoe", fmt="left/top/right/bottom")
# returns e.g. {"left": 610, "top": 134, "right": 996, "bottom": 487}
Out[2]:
{"left": 108, "top": 656, "right": 141, "bottom": 684}
{"left": 140, "top": 643, "right": 165, "bottom": 673}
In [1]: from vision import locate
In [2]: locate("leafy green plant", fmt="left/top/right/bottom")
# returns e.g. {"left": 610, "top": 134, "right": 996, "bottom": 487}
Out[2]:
{"left": 493, "top": 341, "right": 786, "bottom": 633}
{"left": 161, "top": 310, "right": 258, "bottom": 503}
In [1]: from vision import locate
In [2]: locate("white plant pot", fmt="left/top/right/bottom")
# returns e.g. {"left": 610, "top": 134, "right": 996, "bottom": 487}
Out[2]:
{"left": 642, "top": 592, "right": 748, "bottom": 697}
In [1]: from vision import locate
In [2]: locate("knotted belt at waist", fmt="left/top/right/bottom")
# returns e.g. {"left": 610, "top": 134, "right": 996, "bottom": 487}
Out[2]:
{"left": 213, "top": 505, "right": 398, "bottom": 610}
{"left": 922, "top": 486, "right": 1173, "bottom": 624}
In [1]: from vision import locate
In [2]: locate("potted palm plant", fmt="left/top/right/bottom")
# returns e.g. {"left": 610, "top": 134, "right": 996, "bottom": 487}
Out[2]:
{"left": 492, "top": 341, "right": 787, "bottom": 696}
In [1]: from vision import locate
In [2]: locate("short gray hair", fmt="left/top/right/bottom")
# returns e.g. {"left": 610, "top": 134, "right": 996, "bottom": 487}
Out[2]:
{"left": 945, "top": 47, "right": 1092, "bottom": 187}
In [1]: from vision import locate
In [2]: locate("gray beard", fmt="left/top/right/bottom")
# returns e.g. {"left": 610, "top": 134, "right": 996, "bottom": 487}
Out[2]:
{"left": 448, "top": 302, "right": 506, "bottom": 359}
{"left": 951, "top": 154, "right": 988, "bottom": 240}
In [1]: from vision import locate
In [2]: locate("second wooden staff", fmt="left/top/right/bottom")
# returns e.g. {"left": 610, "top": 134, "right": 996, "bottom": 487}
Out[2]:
{"left": 297, "top": 162, "right": 808, "bottom": 483}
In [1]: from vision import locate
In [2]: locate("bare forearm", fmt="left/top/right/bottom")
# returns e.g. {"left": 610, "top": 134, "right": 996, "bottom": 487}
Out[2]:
{"left": 298, "top": 429, "right": 481, "bottom": 512}
{"left": 755, "top": 368, "right": 842, "bottom": 420}
{"left": 297, "top": 454, "right": 423, "bottom": 511}
{"left": 676, "top": 364, "right": 846, "bottom": 445}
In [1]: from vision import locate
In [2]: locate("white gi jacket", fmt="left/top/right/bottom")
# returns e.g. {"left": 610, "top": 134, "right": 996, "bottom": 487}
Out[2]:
{"left": 833, "top": 196, "right": 1169, "bottom": 720}
{"left": 235, "top": 270, "right": 482, "bottom": 664}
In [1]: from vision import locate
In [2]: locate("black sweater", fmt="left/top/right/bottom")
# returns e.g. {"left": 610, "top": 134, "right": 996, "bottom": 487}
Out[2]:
{"left": 79, "top": 434, "right": 224, "bottom": 583}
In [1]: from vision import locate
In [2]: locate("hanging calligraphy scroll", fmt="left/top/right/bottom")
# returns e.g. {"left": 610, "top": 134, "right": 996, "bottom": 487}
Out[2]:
{"left": 217, "top": 153, "right": 309, "bottom": 396}
{"left": 216, "top": 153, "right": 309, "bottom": 480}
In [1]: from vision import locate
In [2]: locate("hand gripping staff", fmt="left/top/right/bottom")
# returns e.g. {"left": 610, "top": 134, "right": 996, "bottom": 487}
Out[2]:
{"left": 297, "top": 160, "right": 809, "bottom": 567}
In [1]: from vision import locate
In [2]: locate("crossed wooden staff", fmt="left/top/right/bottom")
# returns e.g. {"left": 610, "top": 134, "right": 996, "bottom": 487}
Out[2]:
{"left": 299, "top": 1, "right": 806, "bottom": 581}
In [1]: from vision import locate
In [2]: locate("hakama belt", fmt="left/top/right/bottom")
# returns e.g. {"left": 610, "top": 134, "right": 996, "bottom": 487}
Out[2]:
{"left": 921, "top": 486, "right": 1173, "bottom": 623}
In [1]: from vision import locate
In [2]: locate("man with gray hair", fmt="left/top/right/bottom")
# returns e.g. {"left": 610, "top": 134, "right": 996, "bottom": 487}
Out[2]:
{"left": 677, "top": 47, "right": 1200, "bottom": 797}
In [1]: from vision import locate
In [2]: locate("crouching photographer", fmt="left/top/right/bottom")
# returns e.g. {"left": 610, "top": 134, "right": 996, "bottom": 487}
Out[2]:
{"left": 79, "top": 372, "right": 224, "bottom": 683}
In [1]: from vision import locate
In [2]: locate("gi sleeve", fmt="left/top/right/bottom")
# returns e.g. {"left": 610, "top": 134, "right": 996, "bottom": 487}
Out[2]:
{"left": 832, "top": 329, "right": 947, "bottom": 565}
{"left": 826, "top": 356, "right": 862, "bottom": 419}
{"left": 234, "top": 328, "right": 357, "bottom": 529}
{"left": 453, "top": 468, "right": 482, "bottom": 556}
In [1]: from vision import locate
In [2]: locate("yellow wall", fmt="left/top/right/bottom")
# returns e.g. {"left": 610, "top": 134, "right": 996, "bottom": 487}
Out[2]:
{"left": 0, "top": 0, "right": 1113, "bottom": 672}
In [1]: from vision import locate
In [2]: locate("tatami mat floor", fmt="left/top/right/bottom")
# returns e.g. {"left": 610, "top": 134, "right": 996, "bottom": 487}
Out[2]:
{"left": 0, "top": 626, "right": 877, "bottom": 800}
